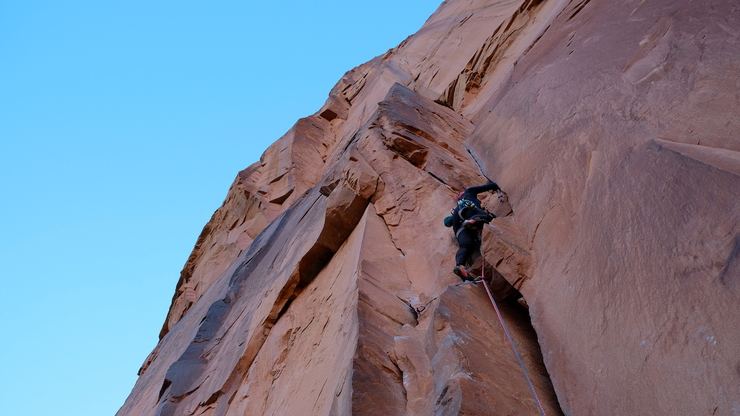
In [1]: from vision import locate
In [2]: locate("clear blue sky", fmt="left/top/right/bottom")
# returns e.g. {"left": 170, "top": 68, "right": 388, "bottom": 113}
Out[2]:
{"left": 0, "top": 2, "right": 440, "bottom": 415}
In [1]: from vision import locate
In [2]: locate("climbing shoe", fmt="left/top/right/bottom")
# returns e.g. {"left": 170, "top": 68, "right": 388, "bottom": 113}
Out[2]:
{"left": 453, "top": 265, "right": 468, "bottom": 279}
{"left": 462, "top": 219, "right": 477, "bottom": 229}
{"left": 453, "top": 265, "right": 476, "bottom": 282}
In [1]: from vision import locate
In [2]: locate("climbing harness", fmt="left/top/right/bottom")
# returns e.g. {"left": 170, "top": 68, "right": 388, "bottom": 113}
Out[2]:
{"left": 479, "top": 246, "right": 549, "bottom": 416}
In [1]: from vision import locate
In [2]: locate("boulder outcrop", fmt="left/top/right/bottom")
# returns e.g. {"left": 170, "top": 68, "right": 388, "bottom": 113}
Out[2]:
{"left": 120, "top": 0, "right": 740, "bottom": 415}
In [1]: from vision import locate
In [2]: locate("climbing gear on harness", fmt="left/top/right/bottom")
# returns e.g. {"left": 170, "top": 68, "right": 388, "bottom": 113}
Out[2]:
{"left": 479, "top": 247, "right": 548, "bottom": 416}
{"left": 457, "top": 199, "right": 476, "bottom": 213}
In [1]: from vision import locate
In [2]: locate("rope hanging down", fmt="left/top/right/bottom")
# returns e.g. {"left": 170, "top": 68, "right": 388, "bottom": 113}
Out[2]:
{"left": 479, "top": 254, "right": 548, "bottom": 416}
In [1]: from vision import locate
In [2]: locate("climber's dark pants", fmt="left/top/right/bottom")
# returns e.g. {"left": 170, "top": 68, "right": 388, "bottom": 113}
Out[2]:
{"left": 455, "top": 228, "right": 480, "bottom": 265}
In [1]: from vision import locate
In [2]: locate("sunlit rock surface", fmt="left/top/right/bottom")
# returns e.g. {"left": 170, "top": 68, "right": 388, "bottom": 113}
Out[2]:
{"left": 120, "top": 0, "right": 740, "bottom": 415}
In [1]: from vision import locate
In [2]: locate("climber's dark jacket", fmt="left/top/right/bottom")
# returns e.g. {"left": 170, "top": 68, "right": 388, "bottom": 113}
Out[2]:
{"left": 444, "top": 183, "right": 499, "bottom": 265}
{"left": 444, "top": 182, "right": 499, "bottom": 234}
{"left": 446, "top": 202, "right": 494, "bottom": 235}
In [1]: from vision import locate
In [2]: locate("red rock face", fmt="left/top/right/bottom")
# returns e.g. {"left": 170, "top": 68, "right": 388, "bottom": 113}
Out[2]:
{"left": 120, "top": 0, "right": 740, "bottom": 415}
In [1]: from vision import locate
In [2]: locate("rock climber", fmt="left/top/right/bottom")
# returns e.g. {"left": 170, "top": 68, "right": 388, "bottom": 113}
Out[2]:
{"left": 443, "top": 182, "right": 500, "bottom": 281}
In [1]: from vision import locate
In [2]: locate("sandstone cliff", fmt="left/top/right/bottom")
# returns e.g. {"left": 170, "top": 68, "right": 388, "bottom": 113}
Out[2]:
{"left": 119, "top": 0, "right": 740, "bottom": 415}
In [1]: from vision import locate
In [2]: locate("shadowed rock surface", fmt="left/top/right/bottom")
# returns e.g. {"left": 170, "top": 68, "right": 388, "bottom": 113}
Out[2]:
{"left": 120, "top": 0, "right": 740, "bottom": 415}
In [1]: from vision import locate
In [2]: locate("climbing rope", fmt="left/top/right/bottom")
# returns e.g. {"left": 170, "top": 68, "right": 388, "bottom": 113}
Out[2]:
{"left": 479, "top": 255, "right": 548, "bottom": 416}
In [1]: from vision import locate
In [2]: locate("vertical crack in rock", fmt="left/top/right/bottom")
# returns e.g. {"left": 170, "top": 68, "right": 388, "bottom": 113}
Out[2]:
{"left": 719, "top": 235, "right": 740, "bottom": 291}
{"left": 465, "top": 146, "right": 491, "bottom": 182}
{"left": 374, "top": 207, "right": 406, "bottom": 257}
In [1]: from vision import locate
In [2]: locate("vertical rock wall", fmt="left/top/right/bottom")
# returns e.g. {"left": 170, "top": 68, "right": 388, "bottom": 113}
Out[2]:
{"left": 120, "top": 0, "right": 740, "bottom": 415}
{"left": 469, "top": 1, "right": 740, "bottom": 414}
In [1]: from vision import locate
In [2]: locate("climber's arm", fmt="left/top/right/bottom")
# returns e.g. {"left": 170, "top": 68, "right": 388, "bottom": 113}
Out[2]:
{"left": 466, "top": 182, "right": 500, "bottom": 196}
